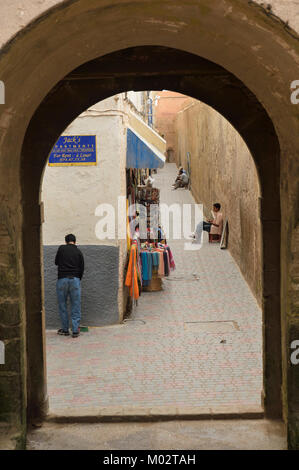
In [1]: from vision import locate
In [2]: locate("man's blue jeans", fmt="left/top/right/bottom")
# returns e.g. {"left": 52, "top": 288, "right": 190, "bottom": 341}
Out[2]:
{"left": 56, "top": 277, "right": 81, "bottom": 333}
{"left": 194, "top": 221, "right": 212, "bottom": 243}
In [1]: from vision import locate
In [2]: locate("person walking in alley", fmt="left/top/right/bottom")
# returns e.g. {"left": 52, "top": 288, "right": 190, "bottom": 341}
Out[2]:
{"left": 192, "top": 203, "right": 223, "bottom": 243}
{"left": 55, "top": 234, "right": 84, "bottom": 338}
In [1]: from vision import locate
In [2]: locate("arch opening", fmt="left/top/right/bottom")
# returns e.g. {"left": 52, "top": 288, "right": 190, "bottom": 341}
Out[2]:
{"left": 39, "top": 88, "right": 266, "bottom": 418}
{"left": 20, "top": 46, "right": 281, "bottom": 425}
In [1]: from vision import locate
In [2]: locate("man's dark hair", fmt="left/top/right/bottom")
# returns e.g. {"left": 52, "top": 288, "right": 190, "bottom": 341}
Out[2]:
{"left": 65, "top": 233, "right": 76, "bottom": 244}
{"left": 213, "top": 203, "right": 221, "bottom": 210}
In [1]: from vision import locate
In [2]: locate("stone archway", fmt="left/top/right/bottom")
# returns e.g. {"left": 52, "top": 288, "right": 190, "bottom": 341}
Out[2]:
{"left": 22, "top": 43, "right": 282, "bottom": 422}
{"left": 0, "top": 0, "right": 298, "bottom": 448}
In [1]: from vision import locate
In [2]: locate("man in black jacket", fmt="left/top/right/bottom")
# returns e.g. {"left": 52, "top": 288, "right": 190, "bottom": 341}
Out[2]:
{"left": 55, "top": 234, "right": 84, "bottom": 338}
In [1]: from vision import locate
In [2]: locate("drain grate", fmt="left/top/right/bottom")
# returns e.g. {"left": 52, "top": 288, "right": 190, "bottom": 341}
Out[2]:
{"left": 184, "top": 320, "right": 239, "bottom": 333}
{"left": 165, "top": 273, "right": 200, "bottom": 281}
{"left": 122, "top": 319, "right": 146, "bottom": 326}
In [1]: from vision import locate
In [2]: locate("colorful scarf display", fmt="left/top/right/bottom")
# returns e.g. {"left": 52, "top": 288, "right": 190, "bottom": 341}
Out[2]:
{"left": 125, "top": 243, "right": 141, "bottom": 299}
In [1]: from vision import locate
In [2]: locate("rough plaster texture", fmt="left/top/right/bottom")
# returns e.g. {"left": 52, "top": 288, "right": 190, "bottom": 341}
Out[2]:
{"left": 0, "top": 0, "right": 298, "bottom": 49}
{"left": 42, "top": 95, "right": 127, "bottom": 248}
{"left": 0, "top": 0, "right": 298, "bottom": 450}
{"left": 255, "top": 0, "right": 299, "bottom": 31}
{"left": 175, "top": 100, "right": 262, "bottom": 304}
{"left": 42, "top": 95, "right": 128, "bottom": 323}
{"left": 126, "top": 91, "right": 145, "bottom": 114}
{"left": 43, "top": 245, "right": 119, "bottom": 328}
{"left": 0, "top": 219, "right": 25, "bottom": 433}
{"left": 153, "top": 91, "right": 191, "bottom": 162}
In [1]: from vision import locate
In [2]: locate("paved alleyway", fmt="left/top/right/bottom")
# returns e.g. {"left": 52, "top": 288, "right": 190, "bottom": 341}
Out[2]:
{"left": 46, "top": 163, "right": 263, "bottom": 415}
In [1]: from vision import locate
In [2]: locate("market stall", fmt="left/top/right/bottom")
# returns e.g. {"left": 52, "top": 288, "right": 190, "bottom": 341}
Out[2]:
{"left": 125, "top": 178, "right": 176, "bottom": 295}
{"left": 124, "top": 118, "right": 175, "bottom": 298}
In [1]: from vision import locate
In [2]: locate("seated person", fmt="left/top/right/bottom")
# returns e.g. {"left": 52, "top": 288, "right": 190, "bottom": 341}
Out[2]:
{"left": 172, "top": 168, "right": 189, "bottom": 189}
{"left": 172, "top": 167, "right": 182, "bottom": 185}
{"left": 192, "top": 203, "right": 223, "bottom": 243}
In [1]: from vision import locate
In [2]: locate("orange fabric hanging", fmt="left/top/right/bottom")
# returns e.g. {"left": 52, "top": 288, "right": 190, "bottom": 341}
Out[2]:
{"left": 125, "top": 244, "right": 140, "bottom": 299}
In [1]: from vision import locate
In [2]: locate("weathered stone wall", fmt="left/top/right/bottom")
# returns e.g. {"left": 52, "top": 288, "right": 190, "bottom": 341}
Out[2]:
{"left": 0, "top": 0, "right": 298, "bottom": 49}
{"left": 255, "top": 0, "right": 299, "bottom": 31}
{"left": 0, "top": 212, "right": 26, "bottom": 448}
{"left": 175, "top": 100, "right": 262, "bottom": 303}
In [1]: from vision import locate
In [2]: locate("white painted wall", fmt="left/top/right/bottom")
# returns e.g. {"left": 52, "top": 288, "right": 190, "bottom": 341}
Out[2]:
{"left": 126, "top": 91, "right": 145, "bottom": 115}
{"left": 42, "top": 94, "right": 129, "bottom": 320}
{"left": 41, "top": 95, "right": 127, "bottom": 248}
{"left": 41, "top": 92, "right": 147, "bottom": 321}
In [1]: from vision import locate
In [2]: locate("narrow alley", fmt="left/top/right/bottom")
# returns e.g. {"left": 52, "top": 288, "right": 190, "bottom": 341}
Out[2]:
{"left": 46, "top": 163, "right": 263, "bottom": 416}
{"left": 2, "top": 0, "right": 299, "bottom": 452}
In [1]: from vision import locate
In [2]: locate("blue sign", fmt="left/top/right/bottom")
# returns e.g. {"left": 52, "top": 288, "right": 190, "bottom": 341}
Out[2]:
{"left": 48, "top": 135, "right": 97, "bottom": 166}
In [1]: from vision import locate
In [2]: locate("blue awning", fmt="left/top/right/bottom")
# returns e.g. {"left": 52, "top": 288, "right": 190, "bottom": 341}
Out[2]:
{"left": 126, "top": 127, "right": 166, "bottom": 169}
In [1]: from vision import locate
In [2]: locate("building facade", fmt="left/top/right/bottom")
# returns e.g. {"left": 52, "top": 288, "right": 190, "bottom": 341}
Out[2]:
{"left": 42, "top": 91, "right": 165, "bottom": 327}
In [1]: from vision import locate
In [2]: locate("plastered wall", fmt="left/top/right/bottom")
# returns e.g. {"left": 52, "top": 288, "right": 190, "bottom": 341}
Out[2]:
{"left": 41, "top": 95, "right": 128, "bottom": 326}
{"left": 175, "top": 100, "right": 262, "bottom": 303}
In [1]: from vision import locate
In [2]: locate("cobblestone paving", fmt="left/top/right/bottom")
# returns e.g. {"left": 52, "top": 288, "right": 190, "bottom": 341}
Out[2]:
{"left": 46, "top": 164, "right": 263, "bottom": 414}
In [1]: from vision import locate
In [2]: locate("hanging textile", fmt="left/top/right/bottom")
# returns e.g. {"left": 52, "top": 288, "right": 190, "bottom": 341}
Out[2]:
{"left": 166, "top": 246, "right": 176, "bottom": 271}
{"left": 163, "top": 250, "right": 170, "bottom": 276}
{"left": 125, "top": 243, "right": 140, "bottom": 299}
{"left": 140, "top": 251, "right": 153, "bottom": 287}
{"left": 151, "top": 252, "right": 160, "bottom": 268}
{"left": 141, "top": 251, "right": 153, "bottom": 282}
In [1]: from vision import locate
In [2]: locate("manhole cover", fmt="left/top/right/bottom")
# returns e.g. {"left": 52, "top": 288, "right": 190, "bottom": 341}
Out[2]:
{"left": 184, "top": 321, "right": 239, "bottom": 333}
